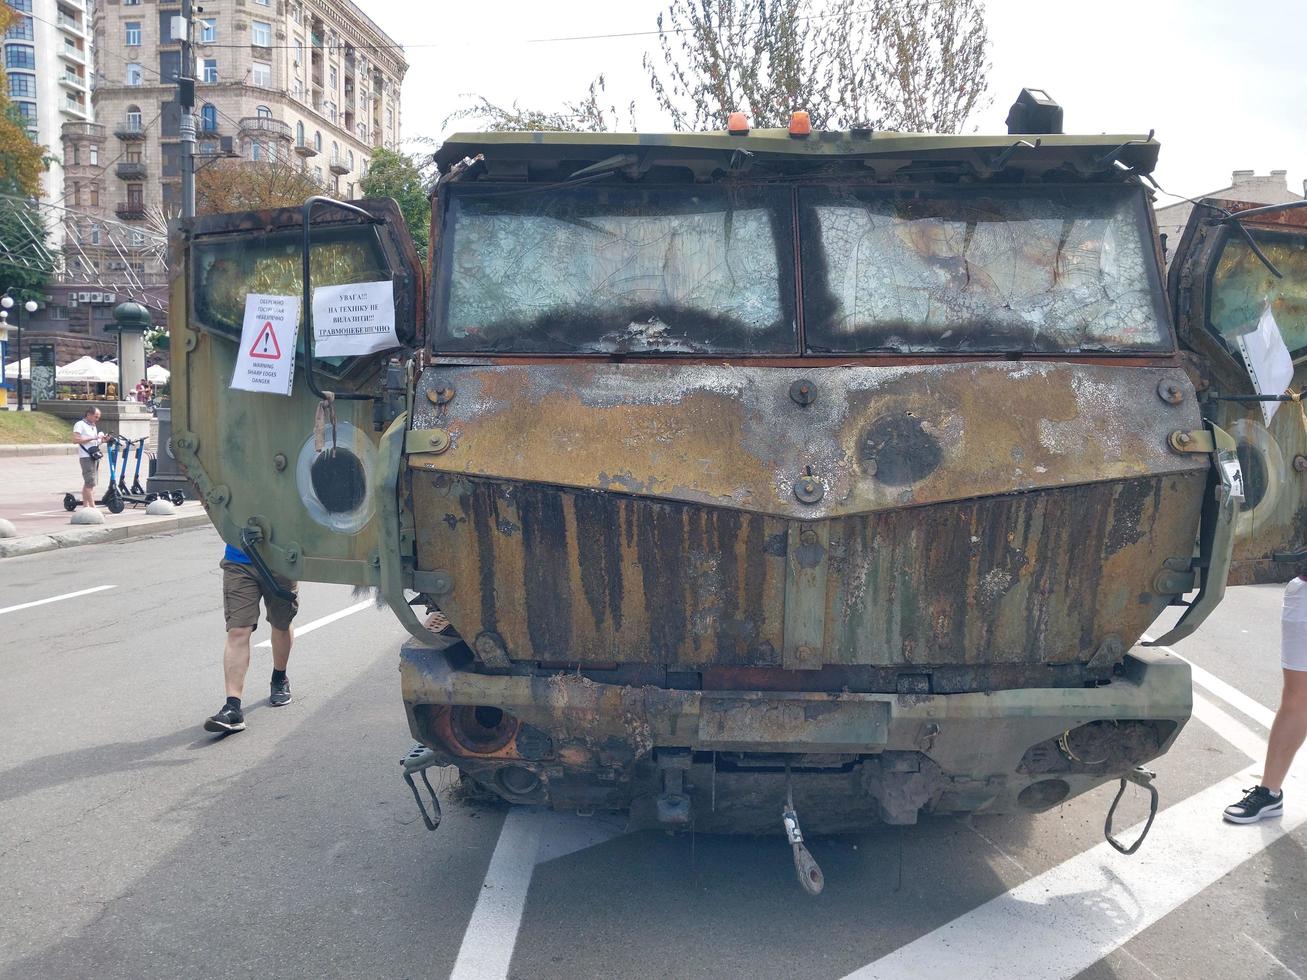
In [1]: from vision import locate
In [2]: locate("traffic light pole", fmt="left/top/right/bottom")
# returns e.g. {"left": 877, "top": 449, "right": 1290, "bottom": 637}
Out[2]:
{"left": 179, "top": 0, "right": 196, "bottom": 219}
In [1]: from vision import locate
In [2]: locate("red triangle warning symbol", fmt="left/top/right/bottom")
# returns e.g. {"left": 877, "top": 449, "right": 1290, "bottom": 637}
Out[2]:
{"left": 249, "top": 321, "right": 282, "bottom": 360}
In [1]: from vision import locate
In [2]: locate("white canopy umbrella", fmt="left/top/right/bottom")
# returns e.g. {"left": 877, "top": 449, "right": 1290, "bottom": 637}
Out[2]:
{"left": 146, "top": 364, "right": 170, "bottom": 384}
{"left": 58, "top": 356, "right": 119, "bottom": 383}
{"left": 3, "top": 357, "right": 29, "bottom": 381}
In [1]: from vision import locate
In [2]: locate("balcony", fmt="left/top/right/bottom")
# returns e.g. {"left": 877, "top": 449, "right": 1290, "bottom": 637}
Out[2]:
{"left": 60, "top": 100, "right": 88, "bottom": 119}
{"left": 115, "top": 161, "right": 147, "bottom": 180}
{"left": 114, "top": 121, "right": 147, "bottom": 141}
{"left": 116, "top": 203, "right": 146, "bottom": 221}
{"left": 59, "top": 43, "right": 86, "bottom": 65}
{"left": 239, "top": 116, "right": 292, "bottom": 141}
{"left": 60, "top": 71, "right": 86, "bottom": 90}
{"left": 57, "top": 14, "right": 86, "bottom": 37}
{"left": 62, "top": 121, "right": 102, "bottom": 141}
{"left": 294, "top": 142, "right": 318, "bottom": 158}
{"left": 329, "top": 158, "right": 349, "bottom": 176}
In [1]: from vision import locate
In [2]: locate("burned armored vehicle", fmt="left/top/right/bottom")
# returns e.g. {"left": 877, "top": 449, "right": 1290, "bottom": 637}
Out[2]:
{"left": 172, "top": 92, "right": 1306, "bottom": 882}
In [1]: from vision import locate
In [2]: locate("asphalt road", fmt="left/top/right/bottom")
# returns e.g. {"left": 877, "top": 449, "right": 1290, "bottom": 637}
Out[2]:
{"left": 1, "top": 526, "right": 1304, "bottom": 980}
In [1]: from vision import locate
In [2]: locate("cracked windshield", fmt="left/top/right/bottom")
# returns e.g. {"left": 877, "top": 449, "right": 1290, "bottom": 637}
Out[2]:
{"left": 800, "top": 185, "right": 1169, "bottom": 353}
{"left": 439, "top": 185, "right": 796, "bottom": 353}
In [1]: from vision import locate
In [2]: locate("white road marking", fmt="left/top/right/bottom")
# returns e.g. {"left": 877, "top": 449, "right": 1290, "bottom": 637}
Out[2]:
{"left": 254, "top": 599, "right": 372, "bottom": 647}
{"left": 844, "top": 688, "right": 1299, "bottom": 980}
{"left": 1143, "top": 634, "right": 1277, "bottom": 729}
{"left": 21, "top": 509, "right": 67, "bottom": 516}
{"left": 450, "top": 808, "right": 623, "bottom": 980}
{"left": 0, "top": 584, "right": 115, "bottom": 617}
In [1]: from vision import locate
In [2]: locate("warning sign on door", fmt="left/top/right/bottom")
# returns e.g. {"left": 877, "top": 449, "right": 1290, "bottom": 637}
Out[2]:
{"left": 231, "top": 293, "right": 299, "bottom": 396}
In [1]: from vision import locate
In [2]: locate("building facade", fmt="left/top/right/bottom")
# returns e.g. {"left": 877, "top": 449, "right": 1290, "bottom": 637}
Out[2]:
{"left": 3, "top": 0, "right": 94, "bottom": 248}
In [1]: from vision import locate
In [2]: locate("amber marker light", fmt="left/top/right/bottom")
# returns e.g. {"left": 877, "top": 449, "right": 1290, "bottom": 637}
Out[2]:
{"left": 788, "top": 110, "right": 812, "bottom": 137}
{"left": 727, "top": 111, "right": 749, "bottom": 135}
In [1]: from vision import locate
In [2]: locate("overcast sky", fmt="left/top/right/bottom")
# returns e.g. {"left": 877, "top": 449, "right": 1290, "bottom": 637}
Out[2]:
{"left": 360, "top": 0, "right": 1305, "bottom": 202}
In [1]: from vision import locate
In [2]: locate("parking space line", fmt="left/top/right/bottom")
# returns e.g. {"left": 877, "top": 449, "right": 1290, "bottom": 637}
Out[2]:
{"left": 844, "top": 682, "right": 1293, "bottom": 980}
{"left": 254, "top": 599, "right": 372, "bottom": 648}
{"left": 1142, "top": 634, "right": 1277, "bottom": 729}
{"left": 0, "top": 585, "right": 115, "bottom": 617}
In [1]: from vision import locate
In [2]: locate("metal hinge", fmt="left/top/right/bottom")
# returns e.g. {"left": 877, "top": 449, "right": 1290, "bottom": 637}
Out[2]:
{"left": 1168, "top": 429, "right": 1215, "bottom": 454}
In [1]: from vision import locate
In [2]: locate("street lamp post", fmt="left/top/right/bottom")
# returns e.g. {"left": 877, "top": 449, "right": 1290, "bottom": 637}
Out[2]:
{"left": 1, "top": 293, "right": 41, "bottom": 410}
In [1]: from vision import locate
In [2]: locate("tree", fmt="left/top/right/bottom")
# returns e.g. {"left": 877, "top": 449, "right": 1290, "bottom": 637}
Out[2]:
{"left": 195, "top": 159, "right": 331, "bottom": 216}
{"left": 448, "top": 0, "right": 989, "bottom": 135}
{"left": 0, "top": 5, "right": 47, "bottom": 197}
{"left": 443, "top": 75, "right": 632, "bottom": 134}
{"left": 359, "top": 147, "right": 431, "bottom": 259}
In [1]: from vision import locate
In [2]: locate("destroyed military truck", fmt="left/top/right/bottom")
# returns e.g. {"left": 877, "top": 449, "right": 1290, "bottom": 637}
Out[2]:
{"left": 171, "top": 89, "right": 1307, "bottom": 888}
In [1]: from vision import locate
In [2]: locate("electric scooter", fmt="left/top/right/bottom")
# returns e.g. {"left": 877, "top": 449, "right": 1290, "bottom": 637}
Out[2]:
{"left": 112, "top": 437, "right": 162, "bottom": 509}
{"left": 62, "top": 436, "right": 125, "bottom": 513}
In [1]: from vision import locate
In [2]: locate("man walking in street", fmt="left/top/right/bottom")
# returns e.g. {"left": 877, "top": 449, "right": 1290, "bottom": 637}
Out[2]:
{"left": 204, "top": 544, "right": 299, "bottom": 734}
{"left": 72, "top": 407, "right": 107, "bottom": 510}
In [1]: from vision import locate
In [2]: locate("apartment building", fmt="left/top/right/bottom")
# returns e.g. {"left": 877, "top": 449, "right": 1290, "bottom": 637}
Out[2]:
{"left": 62, "top": 0, "right": 405, "bottom": 275}
{"left": 3, "top": 0, "right": 94, "bottom": 247}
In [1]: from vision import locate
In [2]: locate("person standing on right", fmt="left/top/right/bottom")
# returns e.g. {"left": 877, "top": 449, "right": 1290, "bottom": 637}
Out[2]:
{"left": 71, "top": 407, "right": 107, "bottom": 510}
{"left": 1223, "top": 573, "right": 1307, "bottom": 823}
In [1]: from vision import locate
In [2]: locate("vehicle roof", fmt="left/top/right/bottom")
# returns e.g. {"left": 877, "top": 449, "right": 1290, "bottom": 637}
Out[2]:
{"left": 433, "top": 129, "right": 1160, "bottom": 178}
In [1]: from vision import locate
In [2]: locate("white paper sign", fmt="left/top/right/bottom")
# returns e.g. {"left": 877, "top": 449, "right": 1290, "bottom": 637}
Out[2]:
{"left": 312, "top": 279, "right": 398, "bottom": 357}
{"left": 1236, "top": 305, "right": 1294, "bottom": 426}
{"left": 231, "top": 293, "right": 299, "bottom": 396}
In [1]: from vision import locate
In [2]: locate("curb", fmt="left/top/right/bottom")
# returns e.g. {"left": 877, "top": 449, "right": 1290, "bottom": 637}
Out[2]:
{"left": 0, "top": 511, "right": 211, "bottom": 559}
{"left": 0, "top": 444, "right": 78, "bottom": 457}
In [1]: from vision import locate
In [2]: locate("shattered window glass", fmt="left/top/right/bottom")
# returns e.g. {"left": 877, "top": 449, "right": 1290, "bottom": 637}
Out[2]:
{"left": 438, "top": 184, "right": 796, "bottom": 354}
{"left": 1210, "top": 231, "right": 1307, "bottom": 357}
{"left": 800, "top": 185, "right": 1169, "bottom": 353}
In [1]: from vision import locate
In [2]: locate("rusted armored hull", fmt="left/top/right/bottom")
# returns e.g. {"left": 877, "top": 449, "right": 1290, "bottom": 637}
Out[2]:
{"left": 399, "top": 359, "right": 1205, "bottom": 827}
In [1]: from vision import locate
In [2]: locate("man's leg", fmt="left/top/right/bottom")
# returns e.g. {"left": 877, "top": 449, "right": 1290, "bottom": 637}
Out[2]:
{"left": 1263, "top": 668, "right": 1307, "bottom": 792}
{"left": 81, "top": 458, "right": 96, "bottom": 508}
{"left": 269, "top": 626, "right": 292, "bottom": 671}
{"left": 223, "top": 626, "right": 255, "bottom": 699}
{"left": 266, "top": 578, "right": 298, "bottom": 706}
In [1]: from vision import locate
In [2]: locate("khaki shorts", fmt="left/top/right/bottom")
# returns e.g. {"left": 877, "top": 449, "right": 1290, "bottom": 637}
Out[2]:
{"left": 79, "top": 456, "right": 99, "bottom": 489}
{"left": 221, "top": 558, "right": 299, "bottom": 632}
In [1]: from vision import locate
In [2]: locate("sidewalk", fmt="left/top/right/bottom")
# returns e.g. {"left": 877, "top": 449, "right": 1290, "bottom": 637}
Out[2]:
{"left": 0, "top": 452, "right": 210, "bottom": 558}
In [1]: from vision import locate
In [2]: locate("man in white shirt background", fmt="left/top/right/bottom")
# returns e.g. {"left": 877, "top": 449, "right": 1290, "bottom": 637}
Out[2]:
{"left": 72, "top": 407, "right": 108, "bottom": 510}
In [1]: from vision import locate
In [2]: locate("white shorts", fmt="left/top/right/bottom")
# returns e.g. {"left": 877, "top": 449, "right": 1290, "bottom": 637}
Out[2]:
{"left": 1282, "top": 578, "right": 1307, "bottom": 671}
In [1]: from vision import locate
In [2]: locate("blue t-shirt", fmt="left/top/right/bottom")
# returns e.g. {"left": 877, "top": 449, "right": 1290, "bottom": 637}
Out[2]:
{"left": 224, "top": 544, "right": 252, "bottom": 565}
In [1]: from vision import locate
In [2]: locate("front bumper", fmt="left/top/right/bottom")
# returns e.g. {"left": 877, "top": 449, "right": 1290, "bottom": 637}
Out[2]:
{"left": 400, "top": 641, "right": 1191, "bottom": 833}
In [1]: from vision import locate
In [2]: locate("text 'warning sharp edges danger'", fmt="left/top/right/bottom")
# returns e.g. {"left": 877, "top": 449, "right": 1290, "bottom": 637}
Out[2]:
{"left": 232, "top": 294, "right": 299, "bottom": 396}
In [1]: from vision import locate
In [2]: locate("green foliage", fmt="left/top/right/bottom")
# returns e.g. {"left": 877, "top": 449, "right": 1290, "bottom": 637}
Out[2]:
{"left": 360, "top": 148, "right": 431, "bottom": 260}
{"left": 443, "top": 76, "right": 633, "bottom": 134}
{"left": 0, "top": 192, "right": 53, "bottom": 300}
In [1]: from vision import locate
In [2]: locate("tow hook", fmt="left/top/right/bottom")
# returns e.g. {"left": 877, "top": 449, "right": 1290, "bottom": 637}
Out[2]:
{"left": 782, "top": 763, "right": 825, "bottom": 895}
{"left": 1104, "top": 766, "right": 1159, "bottom": 855}
{"left": 401, "top": 743, "right": 441, "bottom": 831}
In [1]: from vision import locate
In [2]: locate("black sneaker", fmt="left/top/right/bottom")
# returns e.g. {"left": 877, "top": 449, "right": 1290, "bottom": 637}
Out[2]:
{"left": 270, "top": 675, "right": 292, "bottom": 707}
{"left": 1223, "top": 785, "right": 1283, "bottom": 824}
{"left": 203, "top": 703, "right": 246, "bottom": 734}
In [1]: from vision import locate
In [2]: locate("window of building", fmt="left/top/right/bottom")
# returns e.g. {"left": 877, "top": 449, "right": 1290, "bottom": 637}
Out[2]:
{"left": 202, "top": 58, "right": 217, "bottom": 82}
{"left": 327, "top": 102, "right": 336, "bottom": 123}
{"left": 125, "top": 105, "right": 142, "bottom": 131}
{"left": 5, "top": 14, "right": 34, "bottom": 40}
{"left": 347, "top": 149, "right": 353, "bottom": 171}
{"left": 252, "top": 20, "right": 271, "bottom": 47}
{"left": 127, "top": 184, "right": 143, "bottom": 208}
{"left": 159, "top": 51, "right": 180, "bottom": 84}
{"left": 256, "top": 105, "right": 271, "bottom": 118}
{"left": 294, "top": 38, "right": 303, "bottom": 66}
{"left": 254, "top": 0, "right": 270, "bottom": 5}
{"left": 89, "top": 185, "right": 98, "bottom": 206}
{"left": 15, "top": 101, "right": 36, "bottom": 127}
{"left": 8, "top": 0, "right": 31, "bottom": 12}
{"left": 329, "top": 66, "right": 336, "bottom": 90}
{"left": 90, "top": 223, "right": 101, "bottom": 245}
{"left": 89, "top": 145, "right": 98, "bottom": 165}
{"left": 130, "top": 230, "right": 146, "bottom": 247}
{"left": 296, "top": 121, "right": 304, "bottom": 145}
{"left": 199, "top": 141, "right": 216, "bottom": 155}
{"left": 200, "top": 103, "right": 217, "bottom": 132}
{"left": 330, "top": 140, "right": 338, "bottom": 163}
{"left": 50, "top": 305, "right": 68, "bottom": 320}
{"left": 7, "top": 73, "right": 35, "bottom": 98}
{"left": 72, "top": 182, "right": 81, "bottom": 205}
{"left": 314, "top": 165, "right": 323, "bottom": 181}
{"left": 125, "top": 22, "right": 141, "bottom": 46}
{"left": 5, "top": 45, "right": 35, "bottom": 70}
{"left": 251, "top": 142, "right": 262, "bottom": 161}
{"left": 125, "top": 146, "right": 142, "bottom": 163}
{"left": 201, "top": 19, "right": 216, "bottom": 43}
{"left": 124, "top": 0, "right": 140, "bottom": 5}
{"left": 313, "top": 131, "right": 321, "bottom": 152}
{"left": 251, "top": 60, "right": 271, "bottom": 87}
{"left": 126, "top": 62, "right": 143, "bottom": 86}
{"left": 293, "top": 81, "right": 302, "bottom": 100}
